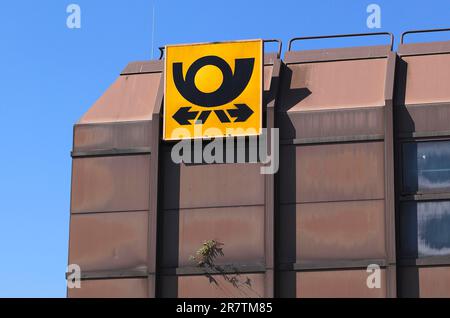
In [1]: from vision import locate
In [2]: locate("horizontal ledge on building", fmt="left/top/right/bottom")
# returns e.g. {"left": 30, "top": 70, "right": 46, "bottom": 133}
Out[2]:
{"left": 399, "top": 192, "right": 450, "bottom": 202}
{"left": 284, "top": 45, "right": 391, "bottom": 64}
{"left": 278, "top": 105, "right": 385, "bottom": 115}
{"left": 278, "top": 259, "right": 387, "bottom": 271}
{"left": 397, "top": 101, "right": 450, "bottom": 108}
{"left": 399, "top": 256, "right": 450, "bottom": 267}
{"left": 65, "top": 268, "right": 149, "bottom": 280}
{"left": 70, "top": 209, "right": 151, "bottom": 215}
{"left": 398, "top": 41, "right": 450, "bottom": 57}
{"left": 160, "top": 264, "right": 267, "bottom": 276}
{"left": 71, "top": 147, "right": 151, "bottom": 158}
{"left": 74, "top": 120, "right": 153, "bottom": 128}
{"left": 121, "top": 60, "right": 164, "bottom": 75}
{"left": 279, "top": 197, "right": 385, "bottom": 206}
{"left": 397, "top": 130, "right": 450, "bottom": 140}
{"left": 161, "top": 203, "right": 265, "bottom": 212}
{"left": 281, "top": 134, "right": 384, "bottom": 145}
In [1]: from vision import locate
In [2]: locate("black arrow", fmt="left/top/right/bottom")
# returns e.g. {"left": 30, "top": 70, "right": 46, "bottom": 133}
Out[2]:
{"left": 195, "top": 110, "right": 212, "bottom": 124}
{"left": 227, "top": 103, "right": 254, "bottom": 122}
{"left": 173, "top": 107, "right": 199, "bottom": 125}
{"left": 214, "top": 110, "right": 231, "bottom": 123}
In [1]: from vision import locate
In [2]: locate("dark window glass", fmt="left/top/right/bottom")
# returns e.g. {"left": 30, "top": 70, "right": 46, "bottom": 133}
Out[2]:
{"left": 400, "top": 201, "right": 450, "bottom": 258}
{"left": 403, "top": 141, "right": 450, "bottom": 193}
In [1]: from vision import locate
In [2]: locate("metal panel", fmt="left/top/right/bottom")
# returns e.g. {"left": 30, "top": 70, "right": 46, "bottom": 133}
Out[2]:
{"left": 397, "top": 103, "right": 450, "bottom": 135}
{"left": 401, "top": 54, "right": 450, "bottom": 105}
{"left": 73, "top": 121, "right": 152, "bottom": 153}
{"left": 68, "top": 278, "right": 148, "bottom": 298}
{"left": 160, "top": 206, "right": 265, "bottom": 268}
{"left": 71, "top": 155, "right": 150, "bottom": 213}
{"left": 278, "top": 107, "right": 385, "bottom": 141}
{"left": 69, "top": 211, "right": 148, "bottom": 272}
{"left": 398, "top": 41, "right": 450, "bottom": 57}
{"left": 296, "top": 269, "right": 387, "bottom": 298}
{"left": 399, "top": 266, "right": 450, "bottom": 298}
{"left": 279, "top": 142, "right": 385, "bottom": 204}
{"left": 278, "top": 200, "right": 386, "bottom": 263}
{"left": 161, "top": 150, "right": 264, "bottom": 210}
{"left": 78, "top": 73, "right": 162, "bottom": 124}
{"left": 160, "top": 274, "right": 266, "bottom": 298}
{"left": 284, "top": 45, "right": 391, "bottom": 63}
{"left": 121, "top": 60, "right": 164, "bottom": 75}
{"left": 278, "top": 59, "right": 386, "bottom": 112}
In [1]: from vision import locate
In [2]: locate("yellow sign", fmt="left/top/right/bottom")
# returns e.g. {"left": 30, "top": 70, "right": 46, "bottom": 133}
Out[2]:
{"left": 163, "top": 39, "right": 263, "bottom": 140}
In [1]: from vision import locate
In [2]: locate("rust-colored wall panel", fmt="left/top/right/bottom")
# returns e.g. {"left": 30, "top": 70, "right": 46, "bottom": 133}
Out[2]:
{"left": 279, "top": 142, "right": 385, "bottom": 204}
{"left": 161, "top": 151, "right": 264, "bottom": 209}
{"left": 161, "top": 206, "right": 265, "bottom": 268}
{"left": 71, "top": 155, "right": 150, "bottom": 213}
{"left": 399, "top": 266, "right": 450, "bottom": 298}
{"left": 397, "top": 103, "right": 450, "bottom": 135}
{"left": 278, "top": 107, "right": 385, "bottom": 140}
{"left": 68, "top": 278, "right": 148, "bottom": 298}
{"left": 160, "top": 274, "right": 265, "bottom": 298}
{"left": 296, "top": 269, "right": 386, "bottom": 298}
{"left": 69, "top": 211, "right": 148, "bottom": 272}
{"left": 402, "top": 54, "right": 450, "bottom": 105}
{"left": 279, "top": 59, "right": 386, "bottom": 112}
{"left": 79, "top": 73, "right": 162, "bottom": 124}
{"left": 278, "top": 200, "right": 386, "bottom": 263}
{"left": 418, "top": 267, "right": 450, "bottom": 298}
{"left": 73, "top": 121, "right": 152, "bottom": 153}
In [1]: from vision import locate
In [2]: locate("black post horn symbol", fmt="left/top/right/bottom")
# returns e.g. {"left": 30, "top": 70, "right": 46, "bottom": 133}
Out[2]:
{"left": 172, "top": 55, "right": 255, "bottom": 125}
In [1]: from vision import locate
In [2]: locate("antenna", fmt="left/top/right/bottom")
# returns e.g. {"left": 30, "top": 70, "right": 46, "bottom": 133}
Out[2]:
{"left": 151, "top": 4, "right": 156, "bottom": 59}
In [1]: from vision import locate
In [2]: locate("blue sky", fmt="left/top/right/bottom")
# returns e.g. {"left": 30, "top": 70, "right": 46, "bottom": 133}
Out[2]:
{"left": 0, "top": 0, "right": 449, "bottom": 298}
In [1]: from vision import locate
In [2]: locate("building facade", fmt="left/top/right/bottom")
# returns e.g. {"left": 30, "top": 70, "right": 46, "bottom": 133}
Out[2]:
{"left": 67, "top": 30, "right": 450, "bottom": 298}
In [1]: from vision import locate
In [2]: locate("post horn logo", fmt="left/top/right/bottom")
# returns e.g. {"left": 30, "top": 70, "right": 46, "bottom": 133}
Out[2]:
{"left": 172, "top": 56, "right": 255, "bottom": 125}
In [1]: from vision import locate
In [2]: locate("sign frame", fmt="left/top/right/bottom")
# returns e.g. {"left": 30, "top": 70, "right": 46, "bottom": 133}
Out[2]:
{"left": 163, "top": 39, "right": 263, "bottom": 141}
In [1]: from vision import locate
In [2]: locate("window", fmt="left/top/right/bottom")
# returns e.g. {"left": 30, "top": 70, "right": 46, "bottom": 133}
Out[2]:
{"left": 402, "top": 141, "right": 450, "bottom": 194}
{"left": 400, "top": 201, "right": 450, "bottom": 258}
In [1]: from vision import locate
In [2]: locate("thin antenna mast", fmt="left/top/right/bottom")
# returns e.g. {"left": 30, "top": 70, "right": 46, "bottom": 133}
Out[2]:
{"left": 151, "top": 4, "right": 155, "bottom": 59}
